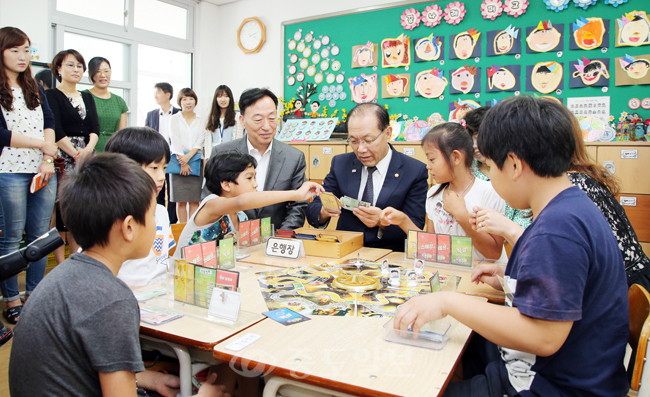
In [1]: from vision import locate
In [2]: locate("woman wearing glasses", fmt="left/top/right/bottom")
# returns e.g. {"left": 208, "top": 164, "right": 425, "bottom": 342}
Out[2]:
{"left": 46, "top": 49, "right": 99, "bottom": 259}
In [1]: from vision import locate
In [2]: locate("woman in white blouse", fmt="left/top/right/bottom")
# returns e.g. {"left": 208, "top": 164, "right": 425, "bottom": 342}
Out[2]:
{"left": 169, "top": 88, "right": 206, "bottom": 223}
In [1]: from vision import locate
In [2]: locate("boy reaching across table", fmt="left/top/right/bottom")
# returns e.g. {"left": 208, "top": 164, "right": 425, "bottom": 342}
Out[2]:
{"left": 394, "top": 96, "right": 629, "bottom": 396}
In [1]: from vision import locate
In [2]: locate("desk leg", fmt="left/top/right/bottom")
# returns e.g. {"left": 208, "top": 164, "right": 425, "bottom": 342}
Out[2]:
{"left": 263, "top": 376, "right": 357, "bottom": 397}
{"left": 140, "top": 335, "right": 193, "bottom": 397}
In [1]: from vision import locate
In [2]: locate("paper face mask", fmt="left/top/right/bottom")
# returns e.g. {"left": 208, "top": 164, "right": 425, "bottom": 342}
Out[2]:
{"left": 494, "top": 25, "right": 519, "bottom": 54}
{"left": 617, "top": 11, "right": 650, "bottom": 46}
{"left": 353, "top": 41, "right": 376, "bottom": 67}
{"left": 620, "top": 55, "right": 650, "bottom": 79}
{"left": 382, "top": 34, "right": 410, "bottom": 67}
{"left": 348, "top": 74, "right": 378, "bottom": 103}
{"left": 527, "top": 21, "right": 562, "bottom": 52}
{"left": 415, "top": 69, "right": 448, "bottom": 98}
{"left": 573, "top": 57, "right": 609, "bottom": 85}
{"left": 487, "top": 66, "right": 516, "bottom": 90}
{"left": 415, "top": 34, "right": 442, "bottom": 61}
{"left": 451, "top": 65, "right": 477, "bottom": 94}
{"left": 453, "top": 28, "right": 480, "bottom": 60}
{"left": 531, "top": 62, "right": 563, "bottom": 94}
{"left": 385, "top": 74, "right": 409, "bottom": 96}
{"left": 573, "top": 17, "right": 605, "bottom": 50}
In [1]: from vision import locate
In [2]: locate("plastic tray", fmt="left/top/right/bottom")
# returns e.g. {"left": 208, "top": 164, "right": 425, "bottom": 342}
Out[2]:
{"left": 383, "top": 316, "right": 458, "bottom": 350}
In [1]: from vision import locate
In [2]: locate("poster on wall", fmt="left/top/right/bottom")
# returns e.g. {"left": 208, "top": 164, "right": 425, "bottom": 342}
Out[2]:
{"left": 382, "top": 73, "right": 411, "bottom": 98}
{"left": 570, "top": 17, "right": 608, "bottom": 51}
{"left": 615, "top": 11, "right": 650, "bottom": 47}
{"left": 567, "top": 96, "right": 610, "bottom": 120}
{"left": 414, "top": 34, "right": 444, "bottom": 62}
{"left": 348, "top": 74, "right": 379, "bottom": 103}
{"left": 486, "top": 25, "right": 521, "bottom": 56}
{"left": 486, "top": 65, "right": 520, "bottom": 92}
{"left": 414, "top": 68, "right": 448, "bottom": 98}
{"left": 449, "top": 65, "right": 481, "bottom": 95}
{"left": 526, "top": 61, "right": 564, "bottom": 94}
{"left": 569, "top": 57, "right": 610, "bottom": 88}
{"left": 448, "top": 99, "right": 480, "bottom": 121}
{"left": 381, "top": 34, "right": 411, "bottom": 68}
{"left": 351, "top": 42, "right": 379, "bottom": 68}
{"left": 449, "top": 28, "right": 481, "bottom": 60}
{"left": 526, "top": 21, "right": 564, "bottom": 53}
{"left": 277, "top": 118, "right": 339, "bottom": 142}
{"left": 615, "top": 54, "right": 650, "bottom": 86}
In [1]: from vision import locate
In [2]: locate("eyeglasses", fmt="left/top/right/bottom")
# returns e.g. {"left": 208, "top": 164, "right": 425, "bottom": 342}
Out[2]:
{"left": 346, "top": 129, "right": 386, "bottom": 148}
{"left": 63, "top": 62, "right": 84, "bottom": 70}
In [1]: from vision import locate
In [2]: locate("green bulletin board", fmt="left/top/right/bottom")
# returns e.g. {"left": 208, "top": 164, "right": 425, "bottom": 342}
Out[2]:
{"left": 282, "top": 1, "right": 650, "bottom": 123}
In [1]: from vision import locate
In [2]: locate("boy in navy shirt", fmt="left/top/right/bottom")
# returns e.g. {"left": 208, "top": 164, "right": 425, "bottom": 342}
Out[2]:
{"left": 394, "top": 96, "right": 629, "bottom": 396}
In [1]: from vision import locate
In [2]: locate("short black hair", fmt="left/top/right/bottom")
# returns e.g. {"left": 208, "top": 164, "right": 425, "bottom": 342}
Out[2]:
{"left": 177, "top": 87, "right": 197, "bottom": 107}
{"left": 154, "top": 82, "right": 173, "bottom": 100}
{"left": 311, "top": 100, "right": 320, "bottom": 106}
{"left": 205, "top": 150, "right": 257, "bottom": 195}
{"left": 34, "top": 69, "right": 54, "bottom": 89}
{"left": 347, "top": 103, "right": 390, "bottom": 131}
{"left": 59, "top": 153, "right": 156, "bottom": 250}
{"left": 239, "top": 88, "right": 278, "bottom": 116}
{"left": 478, "top": 96, "right": 575, "bottom": 178}
{"left": 50, "top": 49, "right": 86, "bottom": 82}
{"left": 87, "top": 56, "right": 110, "bottom": 83}
{"left": 462, "top": 107, "right": 489, "bottom": 137}
{"left": 105, "top": 126, "right": 171, "bottom": 166}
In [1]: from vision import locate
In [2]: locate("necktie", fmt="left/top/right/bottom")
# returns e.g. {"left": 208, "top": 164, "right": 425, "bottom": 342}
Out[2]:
{"left": 361, "top": 166, "right": 377, "bottom": 204}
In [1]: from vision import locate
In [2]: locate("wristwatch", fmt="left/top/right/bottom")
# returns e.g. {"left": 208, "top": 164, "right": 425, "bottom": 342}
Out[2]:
{"left": 43, "top": 158, "right": 53, "bottom": 164}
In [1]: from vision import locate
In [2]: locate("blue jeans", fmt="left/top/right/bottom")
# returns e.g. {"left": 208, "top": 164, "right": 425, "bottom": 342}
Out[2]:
{"left": 0, "top": 173, "right": 57, "bottom": 302}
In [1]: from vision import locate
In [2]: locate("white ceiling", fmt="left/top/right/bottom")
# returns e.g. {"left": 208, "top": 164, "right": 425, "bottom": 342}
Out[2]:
{"left": 202, "top": 0, "right": 244, "bottom": 5}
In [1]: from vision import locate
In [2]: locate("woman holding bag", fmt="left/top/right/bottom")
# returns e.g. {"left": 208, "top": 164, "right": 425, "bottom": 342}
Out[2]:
{"left": 169, "top": 88, "right": 205, "bottom": 223}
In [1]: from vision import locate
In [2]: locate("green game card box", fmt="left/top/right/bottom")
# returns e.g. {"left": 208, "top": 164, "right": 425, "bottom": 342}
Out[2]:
{"left": 261, "top": 217, "right": 272, "bottom": 242}
{"left": 450, "top": 236, "right": 472, "bottom": 267}
{"left": 219, "top": 237, "right": 235, "bottom": 270}
{"left": 194, "top": 266, "right": 217, "bottom": 308}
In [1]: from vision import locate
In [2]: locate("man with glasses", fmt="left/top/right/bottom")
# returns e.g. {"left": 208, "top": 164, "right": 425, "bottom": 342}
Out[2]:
{"left": 210, "top": 88, "right": 307, "bottom": 230}
{"left": 306, "top": 103, "right": 428, "bottom": 251}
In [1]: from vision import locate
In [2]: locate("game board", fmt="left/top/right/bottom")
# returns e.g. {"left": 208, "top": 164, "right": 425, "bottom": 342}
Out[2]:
{"left": 256, "top": 259, "right": 451, "bottom": 318}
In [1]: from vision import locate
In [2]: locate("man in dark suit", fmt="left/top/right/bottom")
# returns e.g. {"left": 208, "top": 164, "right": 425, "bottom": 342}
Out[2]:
{"left": 211, "top": 88, "right": 307, "bottom": 230}
{"left": 306, "top": 103, "right": 428, "bottom": 252}
{"left": 145, "top": 82, "right": 180, "bottom": 224}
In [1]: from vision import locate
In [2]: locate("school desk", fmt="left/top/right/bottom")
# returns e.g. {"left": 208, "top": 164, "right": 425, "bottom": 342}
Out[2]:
{"left": 213, "top": 315, "right": 473, "bottom": 397}
{"left": 237, "top": 245, "right": 393, "bottom": 268}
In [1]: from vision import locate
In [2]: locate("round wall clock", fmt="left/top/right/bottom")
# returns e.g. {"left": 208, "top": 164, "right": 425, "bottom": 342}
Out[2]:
{"left": 237, "top": 17, "right": 266, "bottom": 54}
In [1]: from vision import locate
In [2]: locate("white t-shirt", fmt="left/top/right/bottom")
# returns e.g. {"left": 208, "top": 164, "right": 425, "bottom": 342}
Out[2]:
{"left": 426, "top": 179, "right": 507, "bottom": 262}
{"left": 0, "top": 88, "right": 45, "bottom": 173}
{"left": 169, "top": 112, "right": 207, "bottom": 158}
{"left": 117, "top": 205, "right": 175, "bottom": 287}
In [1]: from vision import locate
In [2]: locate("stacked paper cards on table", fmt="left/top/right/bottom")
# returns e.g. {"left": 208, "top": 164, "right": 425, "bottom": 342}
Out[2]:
{"left": 174, "top": 258, "right": 240, "bottom": 308}
{"left": 140, "top": 307, "right": 183, "bottom": 325}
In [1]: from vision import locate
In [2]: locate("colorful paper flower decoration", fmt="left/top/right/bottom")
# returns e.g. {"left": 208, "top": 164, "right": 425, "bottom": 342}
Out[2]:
{"left": 481, "top": 0, "right": 503, "bottom": 20}
{"left": 544, "top": 0, "right": 570, "bottom": 12}
{"left": 401, "top": 8, "right": 421, "bottom": 30}
{"left": 605, "top": 0, "right": 627, "bottom": 7}
{"left": 421, "top": 4, "right": 444, "bottom": 28}
{"left": 573, "top": 0, "right": 597, "bottom": 10}
{"left": 444, "top": 2, "right": 467, "bottom": 25}
{"left": 503, "top": 0, "right": 529, "bottom": 17}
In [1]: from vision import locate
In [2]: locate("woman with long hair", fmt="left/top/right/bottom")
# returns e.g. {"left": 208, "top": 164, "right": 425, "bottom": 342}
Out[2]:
{"left": 204, "top": 85, "right": 239, "bottom": 156}
{"left": 0, "top": 27, "right": 59, "bottom": 324}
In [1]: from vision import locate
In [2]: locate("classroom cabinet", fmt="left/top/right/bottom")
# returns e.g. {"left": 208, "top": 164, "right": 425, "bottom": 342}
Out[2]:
{"left": 308, "top": 143, "right": 347, "bottom": 180}
{"left": 292, "top": 144, "right": 310, "bottom": 180}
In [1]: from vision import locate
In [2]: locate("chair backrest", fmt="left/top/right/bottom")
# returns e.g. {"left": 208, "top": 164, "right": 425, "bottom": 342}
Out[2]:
{"left": 169, "top": 223, "right": 186, "bottom": 257}
{"left": 629, "top": 283, "right": 650, "bottom": 390}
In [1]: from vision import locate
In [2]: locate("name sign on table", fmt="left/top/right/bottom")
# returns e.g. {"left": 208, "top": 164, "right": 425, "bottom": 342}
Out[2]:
{"left": 264, "top": 237, "right": 305, "bottom": 259}
{"left": 208, "top": 287, "right": 242, "bottom": 322}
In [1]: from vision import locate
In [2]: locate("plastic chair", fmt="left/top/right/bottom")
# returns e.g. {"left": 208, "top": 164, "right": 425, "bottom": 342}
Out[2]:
{"left": 629, "top": 284, "right": 650, "bottom": 392}
{"left": 169, "top": 223, "right": 186, "bottom": 257}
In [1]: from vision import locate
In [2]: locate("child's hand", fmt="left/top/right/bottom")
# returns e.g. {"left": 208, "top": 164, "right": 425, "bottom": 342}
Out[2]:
{"left": 393, "top": 292, "right": 450, "bottom": 336}
{"left": 471, "top": 206, "right": 524, "bottom": 244}
{"left": 443, "top": 190, "right": 468, "bottom": 219}
{"left": 196, "top": 372, "right": 231, "bottom": 397}
{"left": 381, "top": 207, "right": 406, "bottom": 227}
{"left": 294, "top": 181, "right": 325, "bottom": 201}
{"left": 152, "top": 372, "right": 181, "bottom": 397}
{"left": 470, "top": 264, "right": 505, "bottom": 291}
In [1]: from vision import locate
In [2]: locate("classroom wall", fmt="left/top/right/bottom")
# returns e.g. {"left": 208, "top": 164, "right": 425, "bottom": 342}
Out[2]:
{"left": 0, "top": 0, "right": 52, "bottom": 61}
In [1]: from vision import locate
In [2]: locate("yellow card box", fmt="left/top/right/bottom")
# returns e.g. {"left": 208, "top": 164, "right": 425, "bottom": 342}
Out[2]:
{"left": 292, "top": 227, "right": 363, "bottom": 258}
{"left": 174, "top": 259, "right": 195, "bottom": 304}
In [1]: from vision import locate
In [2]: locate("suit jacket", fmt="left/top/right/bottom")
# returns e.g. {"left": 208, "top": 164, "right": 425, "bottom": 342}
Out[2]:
{"left": 211, "top": 136, "right": 307, "bottom": 230}
{"left": 145, "top": 106, "right": 181, "bottom": 132}
{"left": 306, "top": 147, "right": 429, "bottom": 252}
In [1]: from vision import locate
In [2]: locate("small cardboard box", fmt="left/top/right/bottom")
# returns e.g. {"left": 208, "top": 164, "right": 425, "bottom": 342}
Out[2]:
{"left": 292, "top": 227, "right": 364, "bottom": 258}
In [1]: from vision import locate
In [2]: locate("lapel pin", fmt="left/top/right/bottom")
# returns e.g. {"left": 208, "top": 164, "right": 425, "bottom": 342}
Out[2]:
{"left": 352, "top": 169, "right": 357, "bottom": 173}
{"left": 395, "top": 173, "right": 399, "bottom": 178}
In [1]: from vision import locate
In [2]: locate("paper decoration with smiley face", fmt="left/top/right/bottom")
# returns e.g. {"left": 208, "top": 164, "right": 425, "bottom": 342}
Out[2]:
{"left": 570, "top": 17, "right": 608, "bottom": 51}
{"left": 487, "top": 25, "right": 521, "bottom": 56}
{"left": 449, "top": 28, "right": 481, "bottom": 60}
{"left": 351, "top": 41, "right": 379, "bottom": 68}
{"left": 569, "top": 57, "right": 610, "bottom": 88}
{"left": 615, "top": 11, "right": 650, "bottom": 47}
{"left": 526, "top": 61, "right": 564, "bottom": 94}
{"left": 381, "top": 34, "right": 410, "bottom": 68}
{"left": 526, "top": 21, "right": 563, "bottom": 53}
{"left": 348, "top": 74, "right": 379, "bottom": 103}
{"left": 414, "top": 68, "right": 448, "bottom": 98}
{"left": 381, "top": 73, "right": 410, "bottom": 98}
{"left": 486, "top": 65, "right": 520, "bottom": 92}
{"left": 414, "top": 34, "right": 444, "bottom": 62}
{"left": 450, "top": 65, "right": 481, "bottom": 95}
{"left": 615, "top": 54, "right": 650, "bottom": 86}
{"left": 448, "top": 99, "right": 480, "bottom": 121}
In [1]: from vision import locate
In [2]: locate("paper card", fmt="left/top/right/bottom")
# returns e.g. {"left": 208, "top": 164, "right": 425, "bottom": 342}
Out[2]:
{"left": 140, "top": 307, "right": 183, "bottom": 326}
{"left": 133, "top": 288, "right": 166, "bottom": 302}
{"left": 486, "top": 26, "right": 521, "bottom": 56}
{"left": 194, "top": 266, "right": 217, "bottom": 308}
{"left": 437, "top": 235, "right": 451, "bottom": 263}
{"left": 430, "top": 271, "right": 441, "bottom": 292}
{"left": 570, "top": 18, "right": 608, "bottom": 51}
{"left": 218, "top": 238, "right": 235, "bottom": 270}
{"left": 239, "top": 221, "right": 250, "bottom": 247}
{"left": 261, "top": 217, "right": 272, "bottom": 242}
{"left": 320, "top": 192, "right": 342, "bottom": 212}
{"left": 417, "top": 232, "right": 437, "bottom": 261}
{"left": 414, "top": 34, "right": 444, "bottom": 62}
{"left": 414, "top": 68, "right": 448, "bottom": 99}
{"left": 525, "top": 22, "right": 564, "bottom": 53}
{"left": 216, "top": 269, "right": 240, "bottom": 289}
{"left": 406, "top": 230, "right": 418, "bottom": 259}
{"left": 265, "top": 237, "right": 305, "bottom": 259}
{"left": 381, "top": 73, "right": 411, "bottom": 98}
{"left": 486, "top": 65, "right": 520, "bottom": 92}
{"left": 569, "top": 58, "right": 610, "bottom": 88}
{"left": 566, "top": 96, "right": 610, "bottom": 122}
{"left": 250, "top": 219, "right": 261, "bottom": 245}
{"left": 208, "top": 288, "right": 241, "bottom": 322}
{"left": 351, "top": 41, "right": 379, "bottom": 68}
{"left": 174, "top": 259, "right": 195, "bottom": 304}
{"left": 615, "top": 11, "right": 650, "bottom": 47}
{"left": 615, "top": 54, "right": 650, "bottom": 86}
{"left": 449, "top": 28, "right": 481, "bottom": 60}
{"left": 263, "top": 308, "right": 311, "bottom": 326}
{"left": 201, "top": 241, "right": 217, "bottom": 268}
{"left": 381, "top": 34, "right": 411, "bottom": 68}
{"left": 224, "top": 333, "right": 262, "bottom": 351}
{"left": 451, "top": 236, "right": 473, "bottom": 267}
{"left": 183, "top": 244, "right": 203, "bottom": 265}
{"left": 526, "top": 62, "right": 564, "bottom": 94}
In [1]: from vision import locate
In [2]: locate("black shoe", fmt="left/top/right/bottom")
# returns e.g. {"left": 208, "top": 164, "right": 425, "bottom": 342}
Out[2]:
{"left": 0, "top": 324, "right": 13, "bottom": 347}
